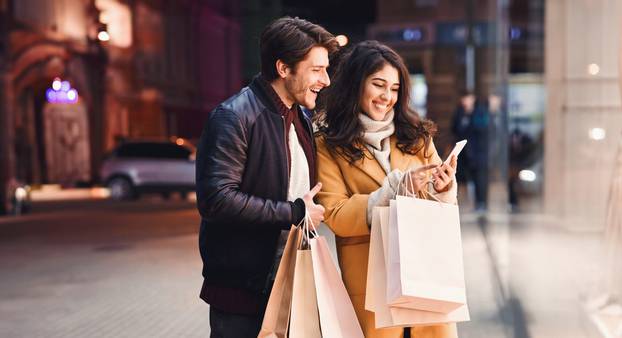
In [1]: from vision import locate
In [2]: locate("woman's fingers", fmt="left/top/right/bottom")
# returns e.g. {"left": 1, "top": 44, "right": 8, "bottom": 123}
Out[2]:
{"left": 438, "top": 166, "right": 451, "bottom": 181}
{"left": 450, "top": 155, "right": 458, "bottom": 169}
{"left": 402, "top": 169, "right": 431, "bottom": 195}
{"left": 414, "top": 164, "right": 438, "bottom": 174}
{"left": 446, "top": 162, "right": 456, "bottom": 176}
{"left": 404, "top": 163, "right": 456, "bottom": 194}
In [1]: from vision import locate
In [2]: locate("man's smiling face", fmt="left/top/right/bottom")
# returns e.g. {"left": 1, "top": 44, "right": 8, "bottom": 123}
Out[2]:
{"left": 282, "top": 46, "right": 331, "bottom": 109}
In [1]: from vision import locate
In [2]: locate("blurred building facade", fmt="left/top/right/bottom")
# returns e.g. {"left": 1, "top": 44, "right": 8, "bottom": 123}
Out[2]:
{"left": 368, "top": 0, "right": 544, "bottom": 157}
{"left": 239, "top": 0, "right": 281, "bottom": 84}
{"left": 0, "top": 0, "right": 241, "bottom": 213}
{"left": 545, "top": 0, "right": 622, "bottom": 229}
{"left": 368, "top": 0, "right": 543, "bottom": 154}
{"left": 367, "top": 0, "right": 545, "bottom": 217}
{"left": 369, "top": 0, "right": 622, "bottom": 228}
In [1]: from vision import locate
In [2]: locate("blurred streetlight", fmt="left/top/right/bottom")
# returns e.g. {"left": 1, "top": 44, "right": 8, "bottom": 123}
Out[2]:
{"left": 588, "top": 63, "right": 600, "bottom": 76}
{"left": 335, "top": 34, "right": 348, "bottom": 47}
{"left": 589, "top": 127, "right": 606, "bottom": 141}
{"left": 52, "top": 78, "right": 62, "bottom": 91}
{"left": 97, "top": 30, "right": 110, "bottom": 42}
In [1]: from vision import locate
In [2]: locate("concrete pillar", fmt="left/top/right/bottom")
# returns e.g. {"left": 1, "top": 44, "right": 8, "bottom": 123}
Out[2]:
{"left": 0, "top": 71, "right": 16, "bottom": 214}
{"left": 545, "top": 0, "right": 622, "bottom": 228}
{"left": 0, "top": 0, "right": 13, "bottom": 214}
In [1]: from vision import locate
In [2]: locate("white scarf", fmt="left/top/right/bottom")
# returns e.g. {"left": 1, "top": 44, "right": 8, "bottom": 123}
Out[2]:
{"left": 358, "top": 110, "right": 395, "bottom": 174}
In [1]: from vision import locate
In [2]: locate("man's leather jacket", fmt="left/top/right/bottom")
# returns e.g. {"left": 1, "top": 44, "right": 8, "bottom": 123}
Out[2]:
{"left": 196, "top": 75, "right": 313, "bottom": 293}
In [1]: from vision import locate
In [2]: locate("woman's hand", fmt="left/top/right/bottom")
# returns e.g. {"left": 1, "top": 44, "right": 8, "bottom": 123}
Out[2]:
{"left": 401, "top": 164, "right": 437, "bottom": 195}
{"left": 432, "top": 155, "right": 457, "bottom": 192}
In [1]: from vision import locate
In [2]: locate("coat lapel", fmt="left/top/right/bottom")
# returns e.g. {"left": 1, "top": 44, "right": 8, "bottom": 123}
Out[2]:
{"left": 350, "top": 147, "right": 387, "bottom": 187}
{"left": 390, "top": 136, "right": 417, "bottom": 172}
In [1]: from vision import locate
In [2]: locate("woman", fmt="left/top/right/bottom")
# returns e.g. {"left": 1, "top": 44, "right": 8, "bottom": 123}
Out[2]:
{"left": 315, "top": 40, "right": 459, "bottom": 338}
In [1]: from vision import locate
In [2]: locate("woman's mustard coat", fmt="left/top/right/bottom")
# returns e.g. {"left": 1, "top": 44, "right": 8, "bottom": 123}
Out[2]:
{"left": 316, "top": 135, "right": 458, "bottom": 338}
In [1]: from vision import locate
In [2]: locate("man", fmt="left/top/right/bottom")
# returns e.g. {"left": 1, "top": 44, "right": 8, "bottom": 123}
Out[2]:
{"left": 195, "top": 17, "right": 338, "bottom": 337}
{"left": 451, "top": 90, "right": 491, "bottom": 212}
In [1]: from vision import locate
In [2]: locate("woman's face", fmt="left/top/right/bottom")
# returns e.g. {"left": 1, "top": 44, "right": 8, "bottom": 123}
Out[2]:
{"left": 359, "top": 63, "right": 400, "bottom": 121}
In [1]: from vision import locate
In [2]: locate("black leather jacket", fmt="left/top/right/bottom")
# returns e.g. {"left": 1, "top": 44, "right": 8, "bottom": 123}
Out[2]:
{"left": 196, "top": 75, "right": 313, "bottom": 293}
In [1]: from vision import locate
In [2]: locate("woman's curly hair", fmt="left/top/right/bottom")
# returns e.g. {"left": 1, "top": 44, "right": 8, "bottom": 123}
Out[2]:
{"left": 317, "top": 40, "right": 437, "bottom": 164}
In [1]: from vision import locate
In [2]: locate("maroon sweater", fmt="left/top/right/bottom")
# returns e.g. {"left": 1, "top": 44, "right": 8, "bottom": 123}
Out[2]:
{"left": 261, "top": 77, "right": 315, "bottom": 186}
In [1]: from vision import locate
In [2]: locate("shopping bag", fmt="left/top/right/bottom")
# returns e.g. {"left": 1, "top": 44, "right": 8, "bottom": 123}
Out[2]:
{"left": 258, "top": 225, "right": 302, "bottom": 338}
{"left": 386, "top": 196, "right": 467, "bottom": 313}
{"left": 367, "top": 207, "right": 469, "bottom": 328}
{"left": 310, "top": 236, "right": 364, "bottom": 338}
{"left": 289, "top": 240, "right": 321, "bottom": 337}
{"left": 365, "top": 206, "right": 386, "bottom": 313}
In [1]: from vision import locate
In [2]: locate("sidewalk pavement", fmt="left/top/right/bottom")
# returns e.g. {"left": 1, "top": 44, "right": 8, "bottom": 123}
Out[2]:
{"left": 459, "top": 210, "right": 620, "bottom": 338}
{"left": 29, "top": 185, "right": 112, "bottom": 201}
{"left": 0, "top": 235, "right": 210, "bottom": 338}
{"left": 0, "top": 193, "right": 619, "bottom": 337}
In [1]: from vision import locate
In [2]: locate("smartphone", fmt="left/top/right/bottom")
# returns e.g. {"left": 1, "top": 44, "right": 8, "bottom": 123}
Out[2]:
{"left": 444, "top": 140, "right": 467, "bottom": 165}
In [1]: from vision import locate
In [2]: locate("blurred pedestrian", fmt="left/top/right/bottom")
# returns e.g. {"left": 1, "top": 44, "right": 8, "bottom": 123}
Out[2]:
{"left": 451, "top": 90, "right": 491, "bottom": 212}
{"left": 195, "top": 17, "right": 338, "bottom": 337}
{"left": 316, "top": 40, "right": 458, "bottom": 338}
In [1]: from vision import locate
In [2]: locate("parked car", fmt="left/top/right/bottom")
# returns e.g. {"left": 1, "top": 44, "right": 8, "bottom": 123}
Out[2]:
{"left": 100, "top": 140, "right": 195, "bottom": 200}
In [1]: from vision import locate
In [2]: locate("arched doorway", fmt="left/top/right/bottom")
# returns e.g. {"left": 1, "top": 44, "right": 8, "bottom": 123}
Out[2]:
{"left": 11, "top": 43, "right": 92, "bottom": 187}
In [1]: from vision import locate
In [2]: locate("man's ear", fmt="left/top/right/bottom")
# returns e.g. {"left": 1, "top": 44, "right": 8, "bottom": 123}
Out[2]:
{"left": 275, "top": 59, "right": 290, "bottom": 79}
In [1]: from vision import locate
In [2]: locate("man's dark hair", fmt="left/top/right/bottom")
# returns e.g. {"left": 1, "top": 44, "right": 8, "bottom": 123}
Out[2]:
{"left": 260, "top": 17, "right": 338, "bottom": 81}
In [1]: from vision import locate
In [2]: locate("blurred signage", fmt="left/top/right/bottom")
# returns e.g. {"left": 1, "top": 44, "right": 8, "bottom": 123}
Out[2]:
{"left": 508, "top": 24, "right": 544, "bottom": 44}
{"left": 46, "top": 78, "right": 79, "bottom": 104}
{"left": 435, "top": 22, "right": 496, "bottom": 45}
{"left": 369, "top": 25, "right": 431, "bottom": 45}
{"left": 371, "top": 22, "right": 542, "bottom": 47}
{"left": 436, "top": 22, "right": 543, "bottom": 46}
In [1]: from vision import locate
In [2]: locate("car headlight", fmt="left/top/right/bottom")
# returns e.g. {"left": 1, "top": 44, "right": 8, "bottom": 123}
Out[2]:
{"left": 15, "top": 187, "right": 27, "bottom": 201}
{"left": 519, "top": 170, "right": 537, "bottom": 182}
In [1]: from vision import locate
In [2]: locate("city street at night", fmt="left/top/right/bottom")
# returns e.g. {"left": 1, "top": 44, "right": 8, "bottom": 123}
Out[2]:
{"left": 0, "top": 0, "right": 621, "bottom": 337}
{"left": 0, "top": 195, "right": 612, "bottom": 338}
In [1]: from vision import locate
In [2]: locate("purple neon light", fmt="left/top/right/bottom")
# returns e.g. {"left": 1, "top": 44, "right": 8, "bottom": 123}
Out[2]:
{"left": 46, "top": 79, "right": 79, "bottom": 104}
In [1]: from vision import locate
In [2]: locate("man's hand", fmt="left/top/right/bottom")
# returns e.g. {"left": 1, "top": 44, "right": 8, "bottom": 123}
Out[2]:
{"left": 302, "top": 182, "right": 325, "bottom": 227}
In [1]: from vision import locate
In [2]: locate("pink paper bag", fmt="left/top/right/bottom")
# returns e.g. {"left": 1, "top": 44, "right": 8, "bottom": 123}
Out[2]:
{"left": 258, "top": 225, "right": 302, "bottom": 338}
{"left": 310, "top": 236, "right": 364, "bottom": 338}
{"left": 290, "top": 249, "right": 321, "bottom": 338}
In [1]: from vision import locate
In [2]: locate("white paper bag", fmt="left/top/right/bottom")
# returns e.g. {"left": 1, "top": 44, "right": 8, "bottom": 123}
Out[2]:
{"left": 386, "top": 196, "right": 467, "bottom": 313}
{"left": 367, "top": 207, "right": 469, "bottom": 328}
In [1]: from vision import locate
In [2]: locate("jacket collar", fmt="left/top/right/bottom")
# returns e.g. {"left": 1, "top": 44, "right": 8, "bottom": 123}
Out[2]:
{"left": 350, "top": 136, "right": 419, "bottom": 186}
{"left": 249, "top": 73, "right": 314, "bottom": 133}
{"left": 249, "top": 74, "right": 300, "bottom": 117}
{"left": 248, "top": 74, "right": 279, "bottom": 115}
